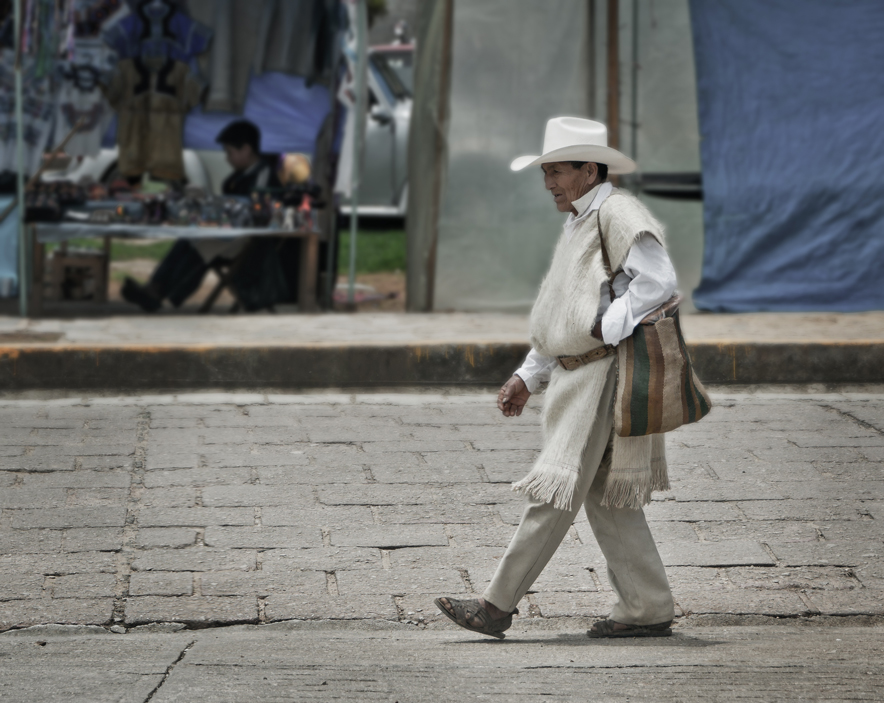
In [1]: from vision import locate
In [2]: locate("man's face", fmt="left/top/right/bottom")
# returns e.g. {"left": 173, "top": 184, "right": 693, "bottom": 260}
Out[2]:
{"left": 223, "top": 143, "right": 255, "bottom": 171}
{"left": 541, "top": 161, "right": 598, "bottom": 213}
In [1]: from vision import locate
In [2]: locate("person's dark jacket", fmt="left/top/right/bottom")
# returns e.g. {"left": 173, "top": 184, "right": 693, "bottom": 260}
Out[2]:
{"left": 225, "top": 158, "right": 303, "bottom": 312}
{"left": 222, "top": 158, "right": 281, "bottom": 195}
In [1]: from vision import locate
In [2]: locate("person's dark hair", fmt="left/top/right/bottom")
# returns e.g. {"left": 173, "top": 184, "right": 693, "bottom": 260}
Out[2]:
{"left": 216, "top": 120, "right": 261, "bottom": 153}
{"left": 570, "top": 161, "right": 608, "bottom": 183}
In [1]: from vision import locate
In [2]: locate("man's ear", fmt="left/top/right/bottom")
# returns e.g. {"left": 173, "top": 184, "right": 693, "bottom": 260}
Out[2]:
{"left": 585, "top": 162, "right": 598, "bottom": 180}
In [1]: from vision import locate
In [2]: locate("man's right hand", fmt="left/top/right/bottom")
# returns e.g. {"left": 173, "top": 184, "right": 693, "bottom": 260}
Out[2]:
{"left": 497, "top": 375, "right": 531, "bottom": 417}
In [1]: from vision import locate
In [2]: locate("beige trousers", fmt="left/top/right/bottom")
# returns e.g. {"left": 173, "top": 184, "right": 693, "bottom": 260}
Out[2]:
{"left": 484, "top": 366, "right": 675, "bottom": 626}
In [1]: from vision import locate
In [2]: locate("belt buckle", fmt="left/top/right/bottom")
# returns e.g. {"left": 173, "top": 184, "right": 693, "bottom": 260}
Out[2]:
{"left": 557, "top": 355, "right": 581, "bottom": 371}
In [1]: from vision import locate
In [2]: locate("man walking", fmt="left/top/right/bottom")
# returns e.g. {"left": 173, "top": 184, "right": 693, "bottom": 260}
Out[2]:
{"left": 435, "top": 117, "right": 678, "bottom": 639}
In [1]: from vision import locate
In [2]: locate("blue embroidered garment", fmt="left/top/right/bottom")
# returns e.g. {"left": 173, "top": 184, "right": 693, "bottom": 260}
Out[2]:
{"left": 103, "top": 0, "right": 212, "bottom": 64}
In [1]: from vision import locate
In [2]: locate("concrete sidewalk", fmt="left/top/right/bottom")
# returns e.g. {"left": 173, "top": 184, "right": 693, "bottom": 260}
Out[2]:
{"left": 1, "top": 311, "right": 884, "bottom": 389}
{"left": 2, "top": 622, "right": 882, "bottom": 701}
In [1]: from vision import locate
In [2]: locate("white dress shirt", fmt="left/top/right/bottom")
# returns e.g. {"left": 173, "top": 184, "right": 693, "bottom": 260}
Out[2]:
{"left": 515, "top": 185, "right": 678, "bottom": 393}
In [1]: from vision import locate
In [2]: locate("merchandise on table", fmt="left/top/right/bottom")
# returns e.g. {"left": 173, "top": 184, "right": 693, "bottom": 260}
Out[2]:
{"left": 166, "top": 192, "right": 253, "bottom": 228}
{"left": 25, "top": 171, "right": 322, "bottom": 231}
{"left": 249, "top": 183, "right": 323, "bottom": 231}
{"left": 25, "top": 181, "right": 88, "bottom": 223}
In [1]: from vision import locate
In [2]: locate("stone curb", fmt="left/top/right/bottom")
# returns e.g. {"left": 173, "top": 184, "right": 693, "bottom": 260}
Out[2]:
{"left": 0, "top": 341, "right": 882, "bottom": 390}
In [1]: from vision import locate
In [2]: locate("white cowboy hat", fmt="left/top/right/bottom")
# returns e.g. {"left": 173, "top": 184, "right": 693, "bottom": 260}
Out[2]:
{"left": 510, "top": 117, "right": 637, "bottom": 174}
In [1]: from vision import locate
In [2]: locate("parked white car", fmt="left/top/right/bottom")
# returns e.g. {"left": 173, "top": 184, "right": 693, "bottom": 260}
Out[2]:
{"left": 338, "top": 44, "right": 413, "bottom": 220}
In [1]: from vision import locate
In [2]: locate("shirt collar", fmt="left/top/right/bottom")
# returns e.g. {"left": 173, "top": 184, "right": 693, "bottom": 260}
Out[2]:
{"left": 570, "top": 181, "right": 614, "bottom": 223}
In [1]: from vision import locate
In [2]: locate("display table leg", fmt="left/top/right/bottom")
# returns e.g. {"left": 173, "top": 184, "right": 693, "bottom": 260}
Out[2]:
{"left": 298, "top": 234, "right": 319, "bottom": 312}
{"left": 98, "top": 235, "right": 111, "bottom": 303}
{"left": 29, "top": 227, "right": 44, "bottom": 317}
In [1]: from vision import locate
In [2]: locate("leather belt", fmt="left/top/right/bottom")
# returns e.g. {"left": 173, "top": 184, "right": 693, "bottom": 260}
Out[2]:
{"left": 556, "top": 345, "right": 616, "bottom": 371}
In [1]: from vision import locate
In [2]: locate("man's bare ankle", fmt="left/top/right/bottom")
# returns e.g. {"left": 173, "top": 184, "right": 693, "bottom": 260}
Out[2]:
{"left": 479, "top": 598, "right": 508, "bottom": 619}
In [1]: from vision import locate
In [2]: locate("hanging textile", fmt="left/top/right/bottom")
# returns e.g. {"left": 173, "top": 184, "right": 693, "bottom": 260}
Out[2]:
{"left": 102, "top": 0, "right": 212, "bottom": 65}
{"left": 52, "top": 1, "right": 125, "bottom": 158}
{"left": 188, "top": 0, "right": 343, "bottom": 114}
{"left": 188, "top": 0, "right": 262, "bottom": 114}
{"left": 690, "top": 0, "right": 884, "bottom": 312}
{"left": 104, "top": 57, "right": 201, "bottom": 179}
{"left": 54, "top": 38, "right": 117, "bottom": 157}
{"left": 0, "top": 0, "right": 60, "bottom": 177}
{"left": 74, "top": 0, "right": 125, "bottom": 37}
{"left": 102, "top": 0, "right": 211, "bottom": 179}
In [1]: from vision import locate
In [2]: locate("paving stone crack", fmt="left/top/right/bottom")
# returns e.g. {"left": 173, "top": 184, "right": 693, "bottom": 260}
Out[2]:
{"left": 142, "top": 639, "right": 195, "bottom": 703}
{"left": 760, "top": 542, "right": 780, "bottom": 565}
{"left": 523, "top": 663, "right": 736, "bottom": 671}
{"left": 820, "top": 404, "right": 884, "bottom": 436}
{"left": 112, "top": 410, "right": 150, "bottom": 625}
{"left": 457, "top": 567, "right": 474, "bottom": 593}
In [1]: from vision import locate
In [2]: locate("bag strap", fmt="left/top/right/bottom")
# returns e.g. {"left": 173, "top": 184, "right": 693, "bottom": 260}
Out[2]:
{"left": 596, "top": 205, "right": 616, "bottom": 303}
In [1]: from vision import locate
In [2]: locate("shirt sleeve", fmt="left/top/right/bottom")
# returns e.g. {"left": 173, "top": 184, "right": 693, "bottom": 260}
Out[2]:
{"left": 514, "top": 347, "right": 558, "bottom": 393}
{"left": 600, "top": 234, "right": 678, "bottom": 346}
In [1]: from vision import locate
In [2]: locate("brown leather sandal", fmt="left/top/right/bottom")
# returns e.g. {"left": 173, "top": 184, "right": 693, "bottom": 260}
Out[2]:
{"left": 587, "top": 618, "right": 673, "bottom": 638}
{"left": 434, "top": 597, "right": 518, "bottom": 640}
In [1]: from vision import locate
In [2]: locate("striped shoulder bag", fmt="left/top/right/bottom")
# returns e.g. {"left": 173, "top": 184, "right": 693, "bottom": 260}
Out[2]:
{"left": 597, "top": 209, "right": 712, "bottom": 437}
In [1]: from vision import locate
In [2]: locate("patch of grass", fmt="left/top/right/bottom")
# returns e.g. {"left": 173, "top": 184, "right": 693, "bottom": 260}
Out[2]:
{"left": 337, "top": 229, "right": 406, "bottom": 274}
{"left": 111, "top": 239, "right": 175, "bottom": 261}
{"left": 46, "top": 237, "right": 175, "bottom": 262}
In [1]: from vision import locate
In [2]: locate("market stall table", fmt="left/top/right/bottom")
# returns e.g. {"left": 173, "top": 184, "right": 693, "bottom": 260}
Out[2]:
{"left": 30, "top": 222, "right": 321, "bottom": 315}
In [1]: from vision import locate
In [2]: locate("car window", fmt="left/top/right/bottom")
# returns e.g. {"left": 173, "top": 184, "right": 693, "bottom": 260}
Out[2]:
{"left": 370, "top": 52, "right": 412, "bottom": 101}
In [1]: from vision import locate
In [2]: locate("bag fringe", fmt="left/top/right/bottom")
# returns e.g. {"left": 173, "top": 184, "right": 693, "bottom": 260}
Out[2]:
{"left": 512, "top": 463, "right": 579, "bottom": 512}
{"left": 651, "top": 454, "right": 670, "bottom": 492}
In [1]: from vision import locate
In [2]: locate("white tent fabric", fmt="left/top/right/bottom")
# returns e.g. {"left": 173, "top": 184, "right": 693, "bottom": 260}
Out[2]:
{"left": 408, "top": 0, "right": 704, "bottom": 313}
{"left": 432, "top": 0, "right": 591, "bottom": 312}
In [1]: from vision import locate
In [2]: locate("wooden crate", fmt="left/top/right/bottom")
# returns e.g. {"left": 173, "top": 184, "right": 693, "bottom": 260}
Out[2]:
{"left": 46, "top": 248, "right": 109, "bottom": 303}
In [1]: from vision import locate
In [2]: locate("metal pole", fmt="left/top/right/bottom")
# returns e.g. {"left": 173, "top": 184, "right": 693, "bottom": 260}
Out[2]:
{"left": 347, "top": 0, "right": 369, "bottom": 306}
{"left": 14, "top": 0, "right": 28, "bottom": 317}
{"left": 606, "top": 0, "right": 619, "bottom": 149}
{"left": 587, "top": 0, "right": 596, "bottom": 118}
{"left": 324, "top": 64, "right": 343, "bottom": 310}
{"left": 630, "top": 0, "right": 639, "bottom": 161}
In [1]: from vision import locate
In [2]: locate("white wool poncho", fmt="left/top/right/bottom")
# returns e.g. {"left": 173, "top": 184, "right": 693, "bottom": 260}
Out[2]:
{"left": 513, "top": 188, "right": 669, "bottom": 511}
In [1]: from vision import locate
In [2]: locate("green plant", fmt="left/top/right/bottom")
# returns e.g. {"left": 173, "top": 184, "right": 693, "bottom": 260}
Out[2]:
{"left": 337, "top": 229, "right": 405, "bottom": 274}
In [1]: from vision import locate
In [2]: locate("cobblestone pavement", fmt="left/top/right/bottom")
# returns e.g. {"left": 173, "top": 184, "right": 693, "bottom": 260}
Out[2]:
{"left": 0, "top": 389, "right": 882, "bottom": 634}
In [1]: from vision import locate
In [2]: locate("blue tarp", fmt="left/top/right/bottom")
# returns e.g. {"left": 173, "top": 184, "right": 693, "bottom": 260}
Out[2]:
{"left": 690, "top": 0, "right": 884, "bottom": 312}
{"left": 104, "top": 72, "right": 332, "bottom": 156}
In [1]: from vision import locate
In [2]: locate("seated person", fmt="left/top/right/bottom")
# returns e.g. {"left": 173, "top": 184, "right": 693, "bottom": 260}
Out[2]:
{"left": 122, "top": 120, "right": 281, "bottom": 312}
